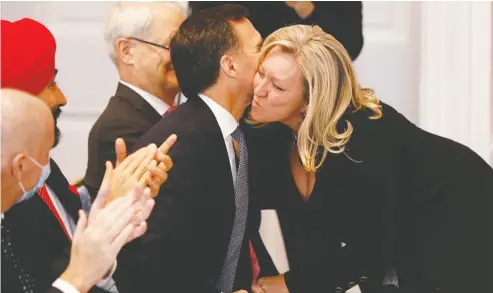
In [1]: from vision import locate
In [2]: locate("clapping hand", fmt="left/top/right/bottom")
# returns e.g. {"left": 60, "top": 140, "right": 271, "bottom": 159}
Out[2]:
{"left": 112, "top": 134, "right": 176, "bottom": 200}
{"left": 61, "top": 183, "right": 151, "bottom": 293}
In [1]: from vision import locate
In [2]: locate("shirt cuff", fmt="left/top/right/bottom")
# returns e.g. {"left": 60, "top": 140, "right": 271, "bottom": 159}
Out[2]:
{"left": 52, "top": 278, "right": 80, "bottom": 293}
{"left": 96, "top": 260, "right": 117, "bottom": 288}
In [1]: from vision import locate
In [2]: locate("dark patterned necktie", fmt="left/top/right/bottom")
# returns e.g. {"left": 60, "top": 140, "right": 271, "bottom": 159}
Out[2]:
{"left": 1, "top": 222, "right": 35, "bottom": 293}
{"left": 217, "top": 126, "right": 249, "bottom": 293}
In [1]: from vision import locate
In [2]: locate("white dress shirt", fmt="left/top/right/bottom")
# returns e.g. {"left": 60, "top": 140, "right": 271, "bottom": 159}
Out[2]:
{"left": 119, "top": 80, "right": 184, "bottom": 115}
{"left": 52, "top": 278, "right": 80, "bottom": 293}
{"left": 198, "top": 94, "right": 239, "bottom": 183}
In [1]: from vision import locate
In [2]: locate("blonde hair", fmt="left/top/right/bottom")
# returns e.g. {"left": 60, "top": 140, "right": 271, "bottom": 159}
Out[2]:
{"left": 255, "top": 25, "right": 382, "bottom": 172}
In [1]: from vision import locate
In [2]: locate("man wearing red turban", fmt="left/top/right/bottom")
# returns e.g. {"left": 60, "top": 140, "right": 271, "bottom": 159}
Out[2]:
{"left": 2, "top": 18, "right": 65, "bottom": 147}
{"left": 1, "top": 18, "right": 121, "bottom": 293}
{"left": 1, "top": 18, "right": 174, "bottom": 293}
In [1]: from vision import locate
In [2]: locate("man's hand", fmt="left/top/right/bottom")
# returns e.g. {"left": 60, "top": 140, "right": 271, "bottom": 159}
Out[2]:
{"left": 255, "top": 275, "right": 289, "bottom": 293}
{"left": 106, "top": 143, "right": 157, "bottom": 204}
{"left": 252, "top": 282, "right": 266, "bottom": 293}
{"left": 284, "top": 1, "right": 315, "bottom": 19}
{"left": 60, "top": 185, "right": 147, "bottom": 293}
{"left": 114, "top": 135, "right": 177, "bottom": 199}
{"left": 89, "top": 164, "right": 155, "bottom": 242}
{"left": 140, "top": 134, "right": 176, "bottom": 197}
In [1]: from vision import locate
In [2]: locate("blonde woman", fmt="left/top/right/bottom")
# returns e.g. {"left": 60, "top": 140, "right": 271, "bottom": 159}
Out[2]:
{"left": 246, "top": 25, "right": 493, "bottom": 293}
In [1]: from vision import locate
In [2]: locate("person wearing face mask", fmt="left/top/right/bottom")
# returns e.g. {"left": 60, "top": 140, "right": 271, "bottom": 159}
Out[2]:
{"left": 245, "top": 25, "right": 493, "bottom": 293}
{"left": 16, "top": 157, "right": 52, "bottom": 203}
{"left": 1, "top": 88, "right": 158, "bottom": 293}
{"left": 82, "top": 1, "right": 187, "bottom": 199}
{"left": 0, "top": 18, "right": 176, "bottom": 293}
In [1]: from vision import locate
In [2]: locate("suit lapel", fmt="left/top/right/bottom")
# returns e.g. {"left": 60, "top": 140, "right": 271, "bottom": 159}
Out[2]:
{"left": 188, "top": 97, "right": 236, "bottom": 210}
{"left": 115, "top": 82, "right": 163, "bottom": 125}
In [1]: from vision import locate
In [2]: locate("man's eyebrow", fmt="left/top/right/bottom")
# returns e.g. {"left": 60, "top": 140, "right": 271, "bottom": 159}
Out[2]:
{"left": 49, "top": 69, "right": 58, "bottom": 85}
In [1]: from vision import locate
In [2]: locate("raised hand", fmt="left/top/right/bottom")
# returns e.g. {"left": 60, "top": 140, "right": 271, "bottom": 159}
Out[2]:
{"left": 61, "top": 185, "right": 147, "bottom": 293}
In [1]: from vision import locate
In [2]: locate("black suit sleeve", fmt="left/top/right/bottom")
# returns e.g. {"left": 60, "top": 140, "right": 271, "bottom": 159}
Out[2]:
{"left": 114, "top": 125, "right": 217, "bottom": 293}
{"left": 302, "top": 2, "right": 364, "bottom": 60}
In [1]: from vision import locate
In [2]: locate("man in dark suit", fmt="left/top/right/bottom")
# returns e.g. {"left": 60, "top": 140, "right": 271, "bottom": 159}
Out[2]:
{"left": 83, "top": 2, "right": 187, "bottom": 198}
{"left": 1, "top": 89, "right": 157, "bottom": 293}
{"left": 1, "top": 18, "right": 174, "bottom": 293}
{"left": 115, "top": 5, "right": 276, "bottom": 293}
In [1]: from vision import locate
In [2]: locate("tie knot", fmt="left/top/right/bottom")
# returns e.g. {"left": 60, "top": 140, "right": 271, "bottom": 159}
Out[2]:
{"left": 231, "top": 126, "right": 244, "bottom": 143}
{"left": 164, "top": 105, "right": 177, "bottom": 116}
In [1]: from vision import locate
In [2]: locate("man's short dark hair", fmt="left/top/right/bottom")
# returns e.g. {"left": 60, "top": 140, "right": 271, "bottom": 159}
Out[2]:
{"left": 170, "top": 4, "right": 249, "bottom": 98}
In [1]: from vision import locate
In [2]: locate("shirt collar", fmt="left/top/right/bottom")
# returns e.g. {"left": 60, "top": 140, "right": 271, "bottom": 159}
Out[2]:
{"left": 198, "top": 94, "right": 238, "bottom": 139}
{"left": 120, "top": 80, "right": 172, "bottom": 115}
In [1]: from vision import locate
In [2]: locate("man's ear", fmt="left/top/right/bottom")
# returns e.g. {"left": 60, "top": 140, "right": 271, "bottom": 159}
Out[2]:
{"left": 11, "top": 153, "right": 27, "bottom": 182}
{"left": 116, "top": 37, "right": 134, "bottom": 65}
{"left": 219, "top": 54, "right": 238, "bottom": 79}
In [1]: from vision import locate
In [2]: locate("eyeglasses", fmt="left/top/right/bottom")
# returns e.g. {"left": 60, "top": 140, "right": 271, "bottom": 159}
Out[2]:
{"left": 128, "top": 37, "right": 170, "bottom": 50}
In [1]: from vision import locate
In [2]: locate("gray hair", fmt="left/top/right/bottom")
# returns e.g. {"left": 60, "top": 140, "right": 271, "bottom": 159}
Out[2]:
{"left": 104, "top": 1, "right": 186, "bottom": 65}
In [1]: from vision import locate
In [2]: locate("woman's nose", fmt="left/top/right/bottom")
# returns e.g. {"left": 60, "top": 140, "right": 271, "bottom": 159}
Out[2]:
{"left": 254, "top": 83, "right": 268, "bottom": 98}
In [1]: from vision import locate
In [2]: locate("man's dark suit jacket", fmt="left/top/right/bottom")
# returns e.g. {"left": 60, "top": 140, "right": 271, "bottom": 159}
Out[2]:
{"left": 114, "top": 96, "right": 276, "bottom": 293}
{"left": 83, "top": 82, "right": 163, "bottom": 198}
{"left": 2, "top": 160, "right": 111, "bottom": 293}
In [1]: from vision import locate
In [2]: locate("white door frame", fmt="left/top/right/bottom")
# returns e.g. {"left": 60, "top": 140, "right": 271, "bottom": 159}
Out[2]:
{"left": 419, "top": 1, "right": 492, "bottom": 165}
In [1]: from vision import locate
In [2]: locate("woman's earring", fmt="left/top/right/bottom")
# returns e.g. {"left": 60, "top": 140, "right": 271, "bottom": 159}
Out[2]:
{"left": 301, "top": 105, "right": 307, "bottom": 118}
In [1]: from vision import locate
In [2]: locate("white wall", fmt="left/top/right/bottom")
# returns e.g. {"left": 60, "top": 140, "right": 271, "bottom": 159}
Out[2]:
{"left": 354, "top": 1, "right": 421, "bottom": 124}
{"left": 419, "top": 1, "right": 492, "bottom": 166}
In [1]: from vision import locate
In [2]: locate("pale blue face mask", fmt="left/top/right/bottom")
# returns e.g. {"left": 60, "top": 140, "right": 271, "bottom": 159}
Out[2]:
{"left": 16, "top": 157, "right": 51, "bottom": 204}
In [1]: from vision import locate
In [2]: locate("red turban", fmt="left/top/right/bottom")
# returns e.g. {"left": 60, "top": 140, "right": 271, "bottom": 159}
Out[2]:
{"left": 1, "top": 18, "right": 56, "bottom": 95}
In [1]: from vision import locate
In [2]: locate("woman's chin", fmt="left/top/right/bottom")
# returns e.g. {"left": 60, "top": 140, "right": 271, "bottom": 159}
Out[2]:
{"left": 250, "top": 109, "right": 265, "bottom": 122}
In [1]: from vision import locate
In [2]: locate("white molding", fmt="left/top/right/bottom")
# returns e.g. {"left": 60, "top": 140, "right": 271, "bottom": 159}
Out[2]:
{"left": 362, "top": 2, "right": 413, "bottom": 44}
{"left": 419, "top": 2, "right": 492, "bottom": 165}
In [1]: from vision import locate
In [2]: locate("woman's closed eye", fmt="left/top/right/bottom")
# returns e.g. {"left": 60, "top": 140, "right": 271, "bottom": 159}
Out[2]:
{"left": 272, "top": 83, "right": 285, "bottom": 91}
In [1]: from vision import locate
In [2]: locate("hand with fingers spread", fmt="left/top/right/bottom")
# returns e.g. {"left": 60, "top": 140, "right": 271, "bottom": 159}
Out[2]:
{"left": 113, "top": 134, "right": 176, "bottom": 199}
{"left": 141, "top": 134, "right": 176, "bottom": 197}
{"left": 105, "top": 142, "right": 158, "bottom": 205}
{"left": 90, "top": 163, "right": 155, "bottom": 243}
{"left": 60, "top": 185, "right": 147, "bottom": 293}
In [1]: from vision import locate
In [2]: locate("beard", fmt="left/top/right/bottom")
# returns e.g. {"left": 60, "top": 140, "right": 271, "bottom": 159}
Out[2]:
{"left": 52, "top": 106, "right": 62, "bottom": 148}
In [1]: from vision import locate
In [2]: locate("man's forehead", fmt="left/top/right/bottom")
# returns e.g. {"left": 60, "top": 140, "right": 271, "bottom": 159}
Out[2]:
{"left": 230, "top": 18, "right": 249, "bottom": 33}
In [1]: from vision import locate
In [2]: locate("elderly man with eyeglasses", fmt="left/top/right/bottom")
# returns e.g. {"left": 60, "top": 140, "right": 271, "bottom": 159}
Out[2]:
{"left": 82, "top": 1, "right": 187, "bottom": 199}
